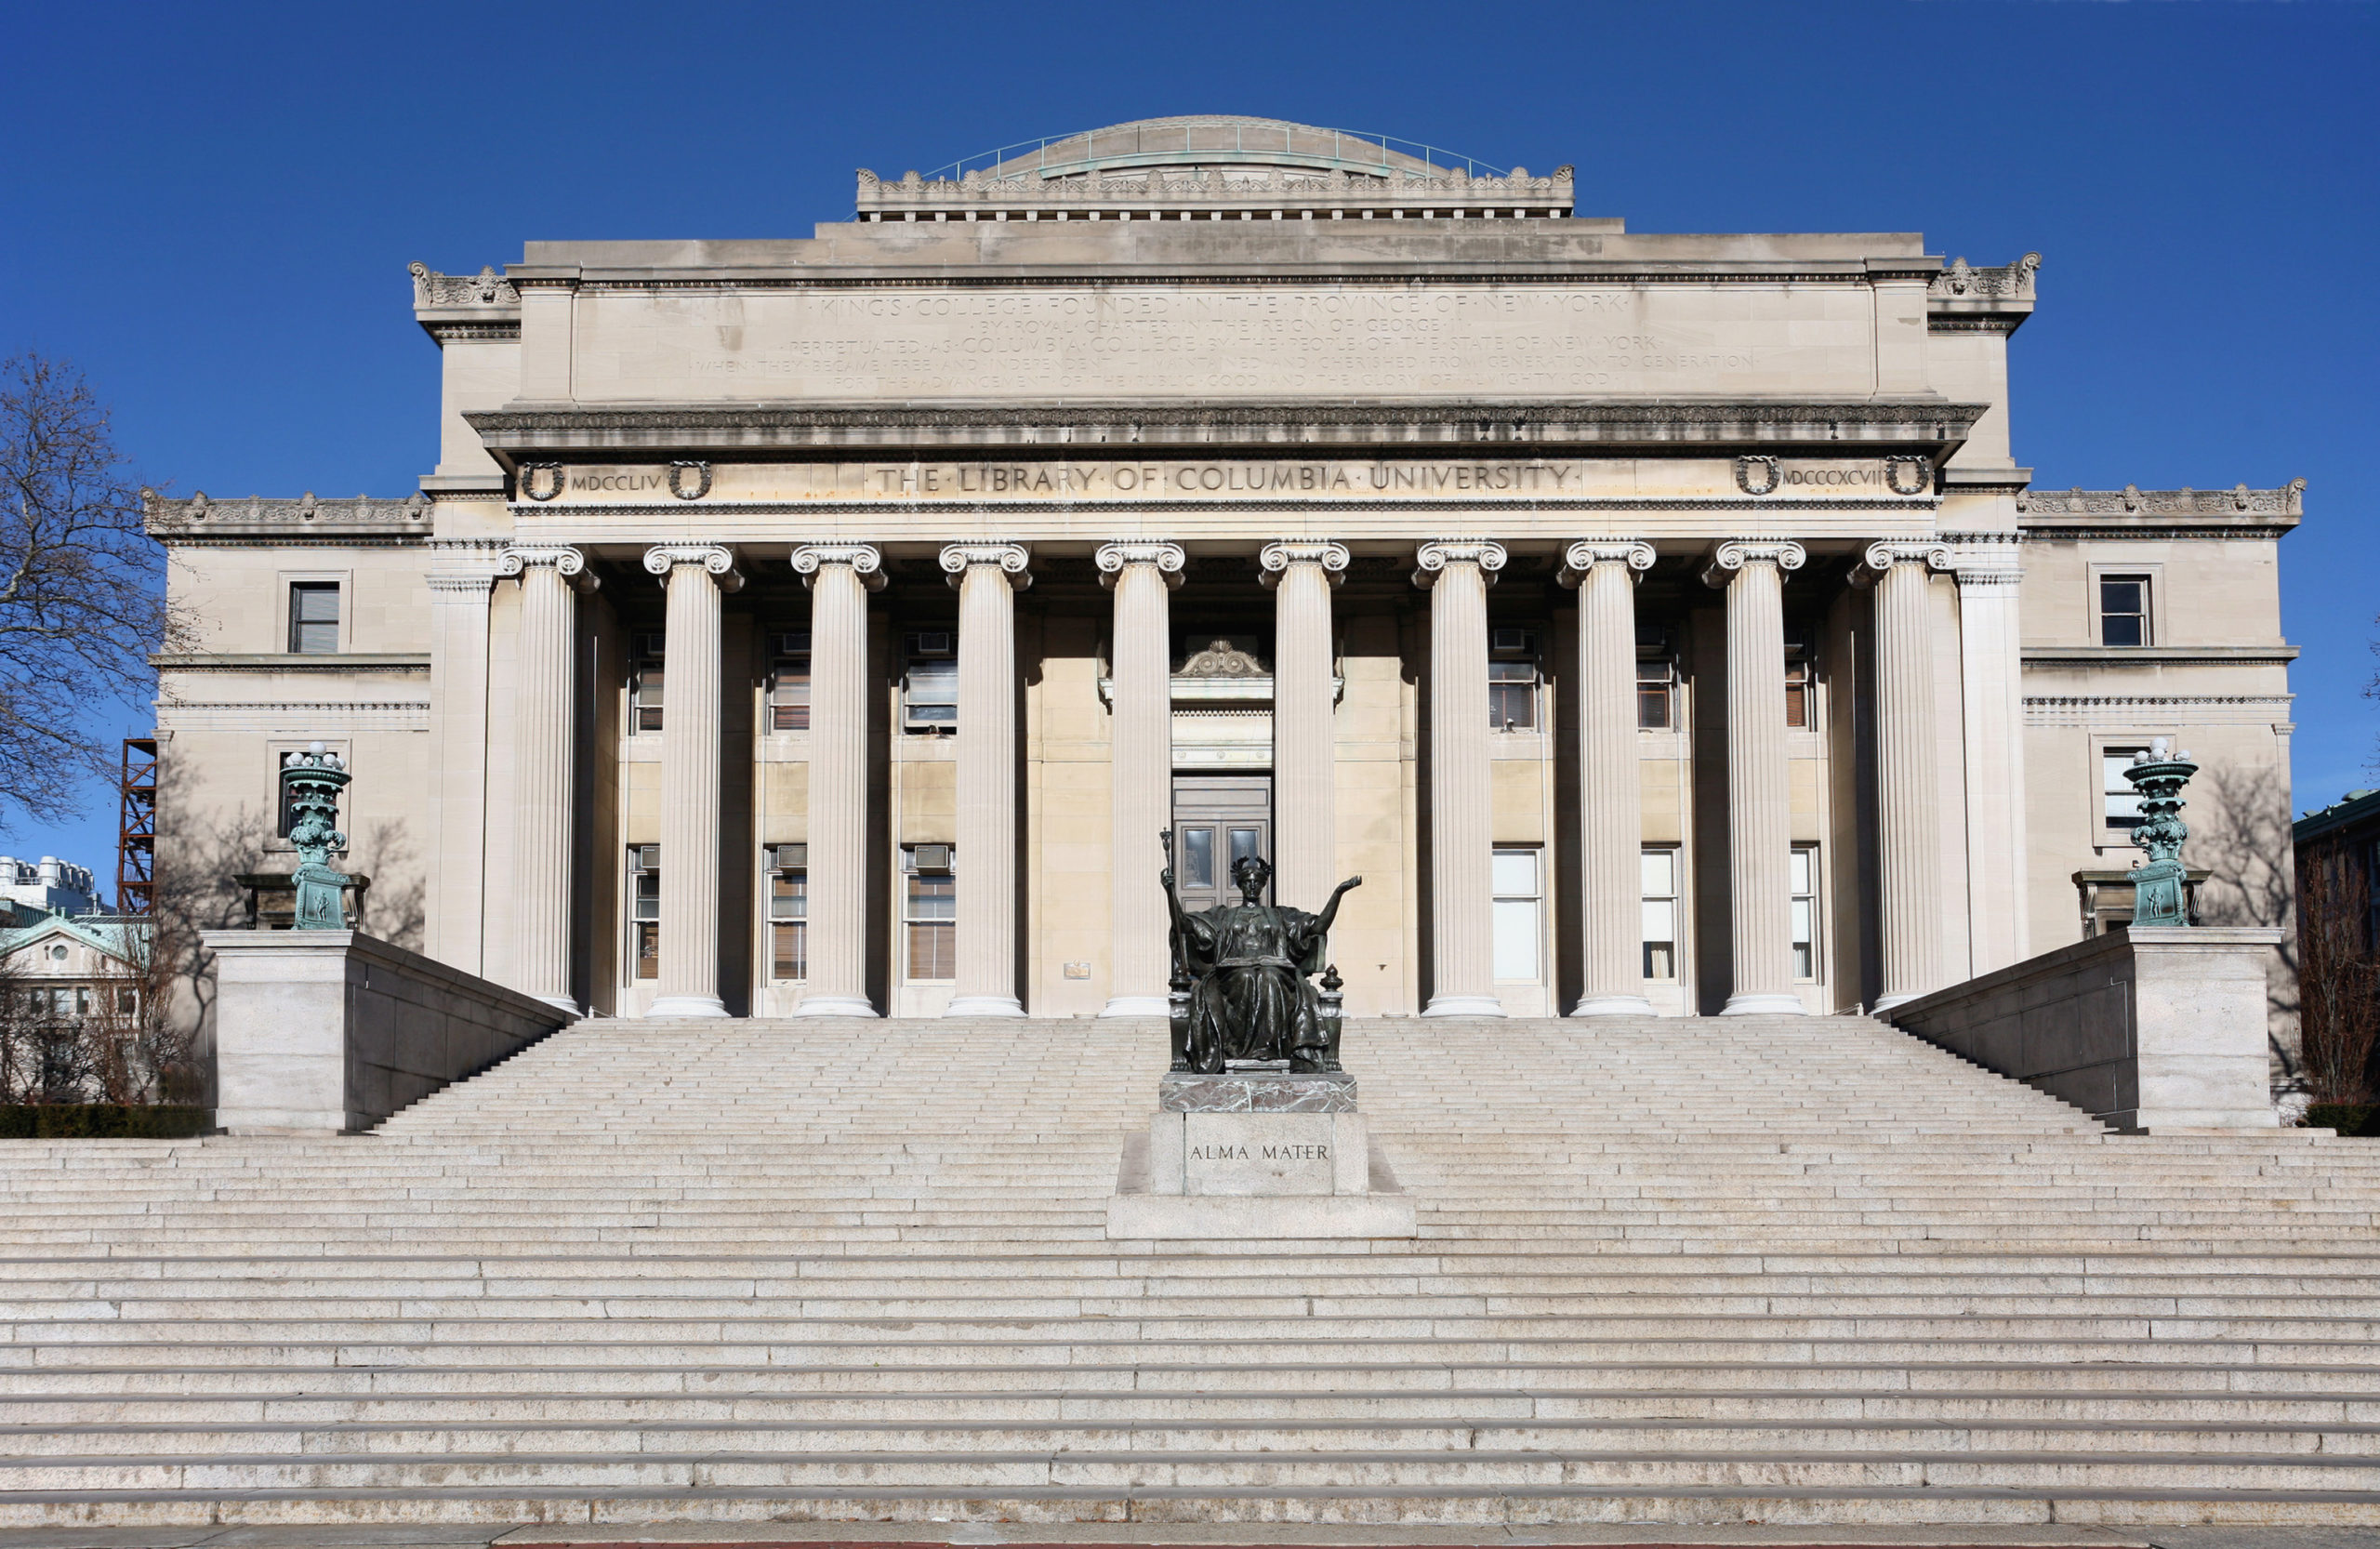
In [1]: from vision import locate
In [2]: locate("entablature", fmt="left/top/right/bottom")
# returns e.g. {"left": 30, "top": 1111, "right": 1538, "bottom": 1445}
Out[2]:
{"left": 145, "top": 492, "right": 435, "bottom": 543}
{"left": 2016, "top": 481, "right": 2306, "bottom": 540}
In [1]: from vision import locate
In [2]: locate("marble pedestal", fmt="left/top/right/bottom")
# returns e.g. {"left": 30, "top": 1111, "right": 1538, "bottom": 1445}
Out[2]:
{"left": 1107, "top": 1068, "right": 1416, "bottom": 1239}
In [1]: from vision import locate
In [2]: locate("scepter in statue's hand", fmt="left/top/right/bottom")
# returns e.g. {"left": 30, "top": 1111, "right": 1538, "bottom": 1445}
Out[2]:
{"left": 1158, "top": 827, "right": 1174, "bottom": 891}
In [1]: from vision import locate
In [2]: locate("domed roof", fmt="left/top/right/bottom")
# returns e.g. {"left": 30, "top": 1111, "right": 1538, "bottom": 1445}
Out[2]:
{"left": 958, "top": 116, "right": 1495, "bottom": 185}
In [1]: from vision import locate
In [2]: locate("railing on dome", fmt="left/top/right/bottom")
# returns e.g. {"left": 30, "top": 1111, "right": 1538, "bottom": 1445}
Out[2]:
{"left": 926, "top": 124, "right": 1507, "bottom": 184}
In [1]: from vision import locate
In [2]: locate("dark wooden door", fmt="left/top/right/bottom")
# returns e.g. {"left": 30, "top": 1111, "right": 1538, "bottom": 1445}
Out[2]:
{"left": 1171, "top": 775, "right": 1272, "bottom": 912}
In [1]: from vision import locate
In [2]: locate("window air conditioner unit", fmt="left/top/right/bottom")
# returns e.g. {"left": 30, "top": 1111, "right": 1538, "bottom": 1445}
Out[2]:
{"left": 631, "top": 845, "right": 659, "bottom": 874}
{"left": 910, "top": 631, "right": 955, "bottom": 657}
{"left": 913, "top": 844, "right": 954, "bottom": 874}
{"left": 772, "top": 843, "right": 807, "bottom": 872}
{"left": 771, "top": 631, "right": 811, "bottom": 657}
{"left": 1490, "top": 628, "right": 1531, "bottom": 655}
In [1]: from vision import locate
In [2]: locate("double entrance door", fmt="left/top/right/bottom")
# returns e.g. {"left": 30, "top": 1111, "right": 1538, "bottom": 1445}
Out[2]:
{"left": 1170, "top": 775, "right": 1272, "bottom": 911}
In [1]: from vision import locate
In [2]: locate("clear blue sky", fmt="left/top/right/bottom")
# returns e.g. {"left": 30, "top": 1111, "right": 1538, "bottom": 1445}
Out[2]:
{"left": 2, "top": 0, "right": 2372, "bottom": 891}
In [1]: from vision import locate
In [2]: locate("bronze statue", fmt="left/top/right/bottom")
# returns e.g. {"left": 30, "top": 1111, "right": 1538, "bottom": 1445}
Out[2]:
{"left": 1160, "top": 830, "right": 1360, "bottom": 1075}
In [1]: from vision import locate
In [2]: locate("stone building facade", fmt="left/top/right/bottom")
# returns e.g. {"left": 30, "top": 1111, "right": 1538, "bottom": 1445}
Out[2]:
{"left": 145, "top": 116, "right": 2303, "bottom": 1034}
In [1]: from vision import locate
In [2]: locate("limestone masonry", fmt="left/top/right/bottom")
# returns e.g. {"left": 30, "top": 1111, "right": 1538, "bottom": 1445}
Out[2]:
{"left": 145, "top": 115, "right": 2301, "bottom": 1041}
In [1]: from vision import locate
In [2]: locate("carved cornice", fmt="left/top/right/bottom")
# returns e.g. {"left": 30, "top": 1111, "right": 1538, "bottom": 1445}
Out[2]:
{"left": 1257, "top": 540, "right": 1351, "bottom": 589}
{"left": 466, "top": 400, "right": 1987, "bottom": 458}
{"left": 1700, "top": 539, "right": 1807, "bottom": 589}
{"left": 2016, "top": 480, "right": 2305, "bottom": 539}
{"left": 1412, "top": 539, "right": 1508, "bottom": 589}
{"left": 145, "top": 491, "right": 432, "bottom": 540}
{"left": 642, "top": 544, "right": 745, "bottom": 593}
{"left": 1929, "top": 254, "right": 2040, "bottom": 301}
{"left": 1094, "top": 540, "right": 1187, "bottom": 589}
{"left": 410, "top": 262, "right": 521, "bottom": 311}
{"left": 940, "top": 542, "right": 1033, "bottom": 591}
{"left": 1557, "top": 540, "right": 1656, "bottom": 588}
{"left": 789, "top": 543, "right": 887, "bottom": 591}
{"left": 855, "top": 163, "right": 1575, "bottom": 219}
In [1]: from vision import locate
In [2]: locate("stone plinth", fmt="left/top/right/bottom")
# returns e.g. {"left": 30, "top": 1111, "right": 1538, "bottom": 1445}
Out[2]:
{"left": 1110, "top": 1068, "right": 1415, "bottom": 1239}
{"left": 207, "top": 930, "right": 575, "bottom": 1134}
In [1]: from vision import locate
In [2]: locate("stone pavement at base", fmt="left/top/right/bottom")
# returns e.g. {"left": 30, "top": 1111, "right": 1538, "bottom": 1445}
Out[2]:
{"left": 0, "top": 1520, "right": 2373, "bottom": 1549}
{"left": 7, "top": 1017, "right": 2380, "bottom": 1533}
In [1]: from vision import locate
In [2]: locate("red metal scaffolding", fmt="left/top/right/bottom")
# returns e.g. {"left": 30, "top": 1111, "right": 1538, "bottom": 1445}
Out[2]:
{"left": 116, "top": 736, "right": 157, "bottom": 915}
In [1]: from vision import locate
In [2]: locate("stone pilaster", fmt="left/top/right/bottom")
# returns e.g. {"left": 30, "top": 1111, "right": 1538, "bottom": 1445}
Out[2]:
{"left": 1096, "top": 540, "right": 1185, "bottom": 1017}
{"left": 789, "top": 543, "right": 884, "bottom": 1018}
{"left": 642, "top": 545, "right": 742, "bottom": 1018}
{"left": 1414, "top": 540, "right": 1507, "bottom": 1019}
{"left": 1561, "top": 540, "right": 1658, "bottom": 1016}
{"left": 1946, "top": 534, "right": 2030, "bottom": 973}
{"left": 1863, "top": 541, "right": 1952, "bottom": 1011}
{"left": 941, "top": 543, "right": 1032, "bottom": 1018}
{"left": 1260, "top": 540, "right": 1349, "bottom": 913}
{"left": 1702, "top": 539, "right": 1808, "bottom": 1016}
{"left": 425, "top": 548, "right": 500, "bottom": 975}
{"left": 495, "top": 544, "right": 594, "bottom": 1013}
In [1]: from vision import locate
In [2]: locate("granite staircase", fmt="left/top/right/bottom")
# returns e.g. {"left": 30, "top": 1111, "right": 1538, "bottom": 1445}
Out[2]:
{"left": 2, "top": 1013, "right": 2378, "bottom": 1532}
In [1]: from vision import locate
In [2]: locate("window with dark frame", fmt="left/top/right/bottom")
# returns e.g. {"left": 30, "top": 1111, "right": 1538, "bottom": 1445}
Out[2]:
{"left": 628, "top": 845, "right": 660, "bottom": 980}
{"left": 629, "top": 633, "right": 666, "bottom": 733}
{"left": 1636, "top": 659, "right": 1673, "bottom": 729}
{"left": 1641, "top": 847, "right": 1679, "bottom": 979}
{"left": 768, "top": 632, "right": 812, "bottom": 732}
{"left": 1488, "top": 628, "right": 1538, "bottom": 730}
{"left": 904, "top": 631, "right": 958, "bottom": 733}
{"left": 2100, "top": 576, "right": 2152, "bottom": 647}
{"left": 287, "top": 583, "right": 340, "bottom": 655}
{"left": 1784, "top": 627, "right": 1814, "bottom": 729}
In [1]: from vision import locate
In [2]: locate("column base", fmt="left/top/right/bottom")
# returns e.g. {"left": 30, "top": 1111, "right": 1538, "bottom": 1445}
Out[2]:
{"left": 1422, "top": 994, "right": 1507, "bottom": 1019}
{"left": 1571, "top": 993, "right": 1657, "bottom": 1017}
{"left": 792, "top": 993, "right": 879, "bottom": 1018}
{"left": 1721, "top": 992, "right": 1809, "bottom": 1016}
{"left": 1099, "top": 995, "right": 1170, "bottom": 1018}
{"left": 1869, "top": 992, "right": 1921, "bottom": 1015}
{"left": 531, "top": 993, "right": 582, "bottom": 1017}
{"left": 945, "top": 995, "right": 1025, "bottom": 1018}
{"left": 648, "top": 994, "right": 728, "bottom": 1018}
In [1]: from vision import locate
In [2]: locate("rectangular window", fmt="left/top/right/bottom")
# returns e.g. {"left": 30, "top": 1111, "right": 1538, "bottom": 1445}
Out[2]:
{"left": 1641, "top": 846, "right": 1679, "bottom": 980}
{"left": 113, "top": 986, "right": 137, "bottom": 1015}
{"left": 1491, "top": 848, "right": 1541, "bottom": 981}
{"left": 2100, "top": 576, "right": 2151, "bottom": 647}
{"left": 1783, "top": 628, "right": 1814, "bottom": 729}
{"left": 629, "top": 633, "right": 665, "bottom": 734}
{"left": 905, "top": 849, "right": 957, "bottom": 981}
{"left": 1790, "top": 844, "right": 1819, "bottom": 981}
{"left": 768, "top": 631, "right": 812, "bottom": 732}
{"left": 2103, "top": 748, "right": 2150, "bottom": 833}
{"left": 1488, "top": 629, "right": 1538, "bottom": 730}
{"left": 287, "top": 583, "right": 340, "bottom": 655}
{"left": 628, "top": 845, "right": 660, "bottom": 980}
{"left": 1636, "top": 659, "right": 1673, "bottom": 729}
{"left": 904, "top": 631, "right": 958, "bottom": 733}
{"left": 767, "top": 843, "right": 807, "bottom": 981}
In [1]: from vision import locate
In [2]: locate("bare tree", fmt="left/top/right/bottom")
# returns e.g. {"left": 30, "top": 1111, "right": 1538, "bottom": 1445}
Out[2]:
{"left": 2298, "top": 839, "right": 2379, "bottom": 1105}
{"left": 0, "top": 352, "right": 186, "bottom": 831}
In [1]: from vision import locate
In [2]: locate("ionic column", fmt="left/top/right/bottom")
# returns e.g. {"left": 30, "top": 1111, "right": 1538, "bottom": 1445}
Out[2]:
{"left": 1260, "top": 540, "right": 1348, "bottom": 912}
{"left": 1096, "top": 540, "right": 1185, "bottom": 1017}
{"left": 789, "top": 543, "right": 884, "bottom": 1018}
{"left": 1703, "top": 539, "right": 1807, "bottom": 1016}
{"left": 496, "top": 544, "right": 594, "bottom": 1013}
{"left": 1561, "top": 539, "right": 1657, "bottom": 1016}
{"left": 941, "top": 543, "right": 1032, "bottom": 1018}
{"left": 1862, "top": 540, "right": 1951, "bottom": 1009}
{"left": 643, "top": 544, "right": 742, "bottom": 1018}
{"left": 1947, "top": 536, "right": 2030, "bottom": 973}
{"left": 1415, "top": 540, "right": 1507, "bottom": 1018}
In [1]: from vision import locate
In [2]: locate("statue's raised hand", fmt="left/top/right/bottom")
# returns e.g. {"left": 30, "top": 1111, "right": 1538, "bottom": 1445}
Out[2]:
{"left": 1160, "top": 867, "right": 1175, "bottom": 891}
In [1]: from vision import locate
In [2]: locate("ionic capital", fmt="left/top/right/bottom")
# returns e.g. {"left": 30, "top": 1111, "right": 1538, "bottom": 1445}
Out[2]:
{"left": 1412, "top": 539, "right": 1507, "bottom": 589}
{"left": 789, "top": 543, "right": 886, "bottom": 591}
{"left": 642, "top": 543, "right": 744, "bottom": 593}
{"left": 496, "top": 544, "right": 599, "bottom": 591}
{"left": 939, "top": 542, "right": 1033, "bottom": 591}
{"left": 1860, "top": 539, "right": 1954, "bottom": 576}
{"left": 1094, "top": 540, "right": 1185, "bottom": 589}
{"left": 1258, "top": 540, "right": 1350, "bottom": 589}
{"left": 1939, "top": 532, "right": 2027, "bottom": 589}
{"left": 1700, "top": 539, "right": 1806, "bottom": 589}
{"left": 1558, "top": 540, "right": 1656, "bottom": 589}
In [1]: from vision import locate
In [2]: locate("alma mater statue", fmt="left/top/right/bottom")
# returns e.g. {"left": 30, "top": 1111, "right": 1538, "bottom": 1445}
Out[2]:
{"left": 1160, "top": 831, "right": 1361, "bottom": 1075}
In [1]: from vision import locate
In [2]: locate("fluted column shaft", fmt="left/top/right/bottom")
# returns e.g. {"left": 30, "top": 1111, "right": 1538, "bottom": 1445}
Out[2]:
{"left": 790, "top": 544, "right": 883, "bottom": 1018}
{"left": 1262, "top": 541, "right": 1347, "bottom": 912}
{"left": 1417, "top": 540, "right": 1506, "bottom": 1018}
{"left": 944, "top": 544, "right": 1030, "bottom": 1018}
{"left": 1867, "top": 541, "right": 1950, "bottom": 1010}
{"left": 645, "top": 546, "right": 739, "bottom": 1018}
{"left": 498, "top": 545, "right": 590, "bottom": 1013}
{"left": 1097, "top": 541, "right": 1184, "bottom": 1017}
{"left": 1564, "top": 541, "right": 1656, "bottom": 1015}
{"left": 1707, "top": 540, "right": 1807, "bottom": 1015}
{"left": 1950, "top": 541, "right": 2030, "bottom": 973}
